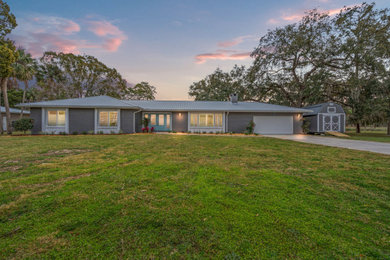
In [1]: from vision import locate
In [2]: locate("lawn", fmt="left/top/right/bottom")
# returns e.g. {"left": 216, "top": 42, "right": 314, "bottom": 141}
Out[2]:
{"left": 343, "top": 128, "right": 390, "bottom": 143}
{"left": 0, "top": 134, "right": 389, "bottom": 258}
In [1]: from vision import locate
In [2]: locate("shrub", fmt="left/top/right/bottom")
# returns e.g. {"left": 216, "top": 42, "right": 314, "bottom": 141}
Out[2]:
{"left": 302, "top": 118, "right": 310, "bottom": 134}
{"left": 59, "top": 131, "right": 67, "bottom": 135}
{"left": 82, "top": 131, "right": 88, "bottom": 135}
{"left": 98, "top": 131, "right": 104, "bottom": 134}
{"left": 142, "top": 117, "right": 150, "bottom": 128}
{"left": 72, "top": 131, "right": 78, "bottom": 135}
{"left": 88, "top": 130, "right": 95, "bottom": 135}
{"left": 12, "top": 118, "right": 34, "bottom": 134}
{"left": 246, "top": 120, "right": 256, "bottom": 134}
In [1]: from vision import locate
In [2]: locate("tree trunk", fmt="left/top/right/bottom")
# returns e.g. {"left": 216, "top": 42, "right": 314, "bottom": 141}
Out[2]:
{"left": 0, "top": 88, "right": 3, "bottom": 134}
{"left": 20, "top": 80, "right": 28, "bottom": 119}
{"left": 356, "top": 122, "right": 361, "bottom": 134}
{"left": 1, "top": 78, "right": 12, "bottom": 134}
{"left": 387, "top": 120, "right": 390, "bottom": 136}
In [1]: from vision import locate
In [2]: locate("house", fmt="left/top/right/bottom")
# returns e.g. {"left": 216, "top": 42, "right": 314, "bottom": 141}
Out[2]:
{"left": 303, "top": 102, "right": 346, "bottom": 133}
{"left": 17, "top": 94, "right": 312, "bottom": 135}
{"left": 1, "top": 106, "right": 30, "bottom": 131}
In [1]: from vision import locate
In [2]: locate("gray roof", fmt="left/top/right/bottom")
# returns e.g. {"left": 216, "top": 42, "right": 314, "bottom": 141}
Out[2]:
{"left": 303, "top": 102, "right": 341, "bottom": 116}
{"left": 17, "top": 95, "right": 311, "bottom": 113}
{"left": 1, "top": 106, "right": 30, "bottom": 114}
{"left": 17, "top": 95, "right": 139, "bottom": 109}
{"left": 124, "top": 100, "right": 310, "bottom": 113}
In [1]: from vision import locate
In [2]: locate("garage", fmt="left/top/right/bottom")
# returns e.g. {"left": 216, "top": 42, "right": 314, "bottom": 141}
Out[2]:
{"left": 253, "top": 115, "right": 293, "bottom": 134}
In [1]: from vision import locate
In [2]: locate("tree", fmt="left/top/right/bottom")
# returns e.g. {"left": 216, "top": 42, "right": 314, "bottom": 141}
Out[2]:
{"left": 0, "top": 0, "right": 17, "bottom": 134}
{"left": 13, "top": 48, "right": 36, "bottom": 118}
{"left": 129, "top": 81, "right": 157, "bottom": 100}
{"left": 36, "top": 52, "right": 129, "bottom": 100}
{"left": 251, "top": 10, "right": 338, "bottom": 107}
{"left": 326, "top": 3, "right": 390, "bottom": 133}
{"left": 0, "top": 0, "right": 16, "bottom": 40}
{"left": 0, "top": 41, "right": 16, "bottom": 134}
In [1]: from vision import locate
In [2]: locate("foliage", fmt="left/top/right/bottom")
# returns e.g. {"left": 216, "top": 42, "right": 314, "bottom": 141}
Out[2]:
{"left": 0, "top": 135, "right": 389, "bottom": 258}
{"left": 0, "top": 0, "right": 16, "bottom": 40}
{"left": 11, "top": 118, "right": 33, "bottom": 133}
{"left": 142, "top": 117, "right": 149, "bottom": 128}
{"left": 302, "top": 118, "right": 311, "bottom": 134}
{"left": 0, "top": 40, "right": 16, "bottom": 78}
{"left": 0, "top": 88, "right": 36, "bottom": 108}
{"left": 36, "top": 52, "right": 129, "bottom": 100}
{"left": 129, "top": 82, "right": 156, "bottom": 100}
{"left": 245, "top": 120, "right": 255, "bottom": 134}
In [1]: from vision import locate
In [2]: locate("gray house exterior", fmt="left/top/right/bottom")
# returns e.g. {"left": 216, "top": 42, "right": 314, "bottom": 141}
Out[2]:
{"left": 18, "top": 95, "right": 312, "bottom": 135}
{"left": 303, "top": 102, "right": 346, "bottom": 133}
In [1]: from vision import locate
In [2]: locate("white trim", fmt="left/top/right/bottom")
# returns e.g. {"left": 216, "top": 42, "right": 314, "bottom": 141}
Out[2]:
{"left": 188, "top": 112, "right": 225, "bottom": 133}
{"left": 322, "top": 113, "right": 343, "bottom": 132}
{"left": 42, "top": 108, "right": 68, "bottom": 134}
{"left": 225, "top": 112, "right": 229, "bottom": 133}
{"left": 95, "top": 109, "right": 120, "bottom": 133}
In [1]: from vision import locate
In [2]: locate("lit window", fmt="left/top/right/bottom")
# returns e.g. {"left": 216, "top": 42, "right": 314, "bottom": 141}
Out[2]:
{"left": 166, "top": 114, "right": 170, "bottom": 128}
{"left": 158, "top": 114, "right": 165, "bottom": 126}
{"left": 190, "top": 113, "right": 223, "bottom": 128}
{"left": 199, "top": 114, "right": 206, "bottom": 127}
{"left": 191, "top": 113, "right": 198, "bottom": 127}
{"left": 150, "top": 114, "right": 156, "bottom": 125}
{"left": 215, "top": 113, "right": 223, "bottom": 127}
{"left": 99, "top": 111, "right": 117, "bottom": 127}
{"left": 47, "top": 110, "right": 66, "bottom": 126}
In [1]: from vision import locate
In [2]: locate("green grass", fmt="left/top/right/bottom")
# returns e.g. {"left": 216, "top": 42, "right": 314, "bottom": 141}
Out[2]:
{"left": 0, "top": 134, "right": 389, "bottom": 258}
{"left": 343, "top": 127, "right": 390, "bottom": 143}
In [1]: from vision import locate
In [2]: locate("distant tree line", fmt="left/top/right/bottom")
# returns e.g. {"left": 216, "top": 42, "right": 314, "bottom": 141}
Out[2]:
{"left": 189, "top": 3, "right": 390, "bottom": 134}
{"left": 0, "top": 0, "right": 157, "bottom": 134}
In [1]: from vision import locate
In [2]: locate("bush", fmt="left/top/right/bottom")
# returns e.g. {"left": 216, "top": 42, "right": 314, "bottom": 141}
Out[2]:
{"left": 246, "top": 120, "right": 256, "bottom": 134}
{"left": 12, "top": 118, "right": 34, "bottom": 134}
{"left": 302, "top": 118, "right": 310, "bottom": 134}
{"left": 82, "top": 131, "right": 88, "bottom": 135}
{"left": 72, "top": 131, "right": 78, "bottom": 135}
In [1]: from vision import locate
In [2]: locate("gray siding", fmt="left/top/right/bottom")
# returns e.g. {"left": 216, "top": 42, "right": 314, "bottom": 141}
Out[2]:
{"left": 228, "top": 112, "right": 303, "bottom": 134}
{"left": 120, "top": 109, "right": 135, "bottom": 133}
{"left": 135, "top": 112, "right": 142, "bottom": 132}
{"left": 304, "top": 115, "right": 318, "bottom": 133}
{"left": 318, "top": 114, "right": 323, "bottom": 132}
{"left": 172, "top": 112, "right": 188, "bottom": 132}
{"left": 340, "top": 114, "right": 345, "bottom": 133}
{"left": 30, "top": 108, "right": 42, "bottom": 134}
{"left": 319, "top": 103, "right": 344, "bottom": 114}
{"left": 69, "top": 108, "right": 94, "bottom": 133}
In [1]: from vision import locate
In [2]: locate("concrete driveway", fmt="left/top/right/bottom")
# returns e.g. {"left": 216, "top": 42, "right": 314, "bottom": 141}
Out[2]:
{"left": 264, "top": 134, "right": 390, "bottom": 155}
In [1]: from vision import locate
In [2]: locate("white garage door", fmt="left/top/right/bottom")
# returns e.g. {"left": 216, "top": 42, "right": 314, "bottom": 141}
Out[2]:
{"left": 253, "top": 116, "right": 293, "bottom": 134}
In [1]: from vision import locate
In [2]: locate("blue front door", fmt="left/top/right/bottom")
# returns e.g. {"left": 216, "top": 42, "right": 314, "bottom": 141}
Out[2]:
{"left": 144, "top": 113, "right": 171, "bottom": 132}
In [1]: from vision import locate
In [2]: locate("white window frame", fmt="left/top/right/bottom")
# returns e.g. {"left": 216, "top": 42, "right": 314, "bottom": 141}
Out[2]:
{"left": 42, "top": 108, "right": 69, "bottom": 134}
{"left": 95, "top": 109, "right": 120, "bottom": 133}
{"left": 98, "top": 110, "right": 119, "bottom": 127}
{"left": 188, "top": 112, "right": 225, "bottom": 133}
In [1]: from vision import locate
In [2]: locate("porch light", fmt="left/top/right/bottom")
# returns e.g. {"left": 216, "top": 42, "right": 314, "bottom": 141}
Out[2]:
{"left": 179, "top": 113, "right": 182, "bottom": 117}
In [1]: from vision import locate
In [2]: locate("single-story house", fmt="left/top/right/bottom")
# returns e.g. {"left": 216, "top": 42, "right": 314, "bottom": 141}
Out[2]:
{"left": 17, "top": 94, "right": 312, "bottom": 135}
{"left": 303, "top": 102, "right": 345, "bottom": 133}
{"left": 1, "top": 106, "right": 30, "bottom": 131}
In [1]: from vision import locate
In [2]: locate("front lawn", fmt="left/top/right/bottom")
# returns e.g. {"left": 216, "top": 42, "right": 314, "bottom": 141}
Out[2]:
{"left": 344, "top": 128, "right": 390, "bottom": 143}
{"left": 0, "top": 134, "right": 389, "bottom": 258}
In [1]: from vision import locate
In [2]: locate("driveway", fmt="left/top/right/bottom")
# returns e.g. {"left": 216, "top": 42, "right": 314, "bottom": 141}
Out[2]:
{"left": 264, "top": 134, "right": 390, "bottom": 155}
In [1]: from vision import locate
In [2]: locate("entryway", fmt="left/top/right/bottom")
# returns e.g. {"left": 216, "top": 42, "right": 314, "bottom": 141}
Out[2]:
{"left": 144, "top": 113, "right": 171, "bottom": 132}
{"left": 323, "top": 114, "right": 340, "bottom": 131}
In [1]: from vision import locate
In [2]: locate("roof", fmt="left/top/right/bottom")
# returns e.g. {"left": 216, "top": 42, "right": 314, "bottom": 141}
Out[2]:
{"left": 1, "top": 106, "right": 30, "bottom": 114}
{"left": 17, "top": 95, "right": 139, "bottom": 109}
{"left": 124, "top": 100, "right": 311, "bottom": 113}
{"left": 303, "top": 102, "right": 340, "bottom": 116}
{"left": 17, "top": 95, "right": 311, "bottom": 113}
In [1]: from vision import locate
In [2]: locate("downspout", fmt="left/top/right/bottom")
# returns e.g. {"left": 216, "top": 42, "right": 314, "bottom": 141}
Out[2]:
{"left": 133, "top": 109, "right": 142, "bottom": 133}
{"left": 226, "top": 111, "right": 229, "bottom": 133}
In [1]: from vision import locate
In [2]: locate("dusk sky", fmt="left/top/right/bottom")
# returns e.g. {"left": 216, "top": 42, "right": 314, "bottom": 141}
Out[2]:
{"left": 9, "top": 0, "right": 388, "bottom": 100}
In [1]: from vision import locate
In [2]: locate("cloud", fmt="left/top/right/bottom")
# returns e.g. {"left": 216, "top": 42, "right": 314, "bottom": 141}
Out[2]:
{"left": 195, "top": 50, "right": 251, "bottom": 64}
{"left": 87, "top": 19, "right": 127, "bottom": 51}
{"left": 218, "top": 35, "right": 253, "bottom": 48}
{"left": 270, "top": 5, "right": 354, "bottom": 24}
{"left": 10, "top": 15, "right": 127, "bottom": 56}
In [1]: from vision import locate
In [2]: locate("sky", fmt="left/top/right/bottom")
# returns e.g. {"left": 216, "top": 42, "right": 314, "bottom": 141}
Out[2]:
{"left": 8, "top": 0, "right": 389, "bottom": 100}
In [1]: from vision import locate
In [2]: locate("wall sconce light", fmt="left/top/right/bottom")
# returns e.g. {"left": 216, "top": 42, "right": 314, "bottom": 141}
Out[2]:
{"left": 179, "top": 113, "right": 182, "bottom": 117}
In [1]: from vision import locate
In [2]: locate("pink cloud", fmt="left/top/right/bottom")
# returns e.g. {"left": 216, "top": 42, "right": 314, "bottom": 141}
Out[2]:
{"left": 218, "top": 35, "right": 253, "bottom": 48}
{"left": 103, "top": 38, "right": 123, "bottom": 52}
{"left": 87, "top": 19, "right": 127, "bottom": 51}
{"left": 62, "top": 20, "right": 80, "bottom": 33}
{"left": 195, "top": 51, "right": 251, "bottom": 64}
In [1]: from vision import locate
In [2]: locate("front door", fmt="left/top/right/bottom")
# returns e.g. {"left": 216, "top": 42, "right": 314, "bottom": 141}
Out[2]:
{"left": 144, "top": 113, "right": 171, "bottom": 132}
{"left": 323, "top": 114, "right": 340, "bottom": 132}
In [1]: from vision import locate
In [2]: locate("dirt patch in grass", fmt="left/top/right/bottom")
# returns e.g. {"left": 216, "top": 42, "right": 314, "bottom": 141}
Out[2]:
{"left": 43, "top": 149, "right": 91, "bottom": 156}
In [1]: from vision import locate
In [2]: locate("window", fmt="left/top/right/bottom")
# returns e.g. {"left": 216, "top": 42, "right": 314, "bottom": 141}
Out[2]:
{"left": 158, "top": 114, "right": 165, "bottom": 126}
{"left": 150, "top": 114, "right": 156, "bottom": 125}
{"left": 47, "top": 110, "right": 66, "bottom": 126}
{"left": 166, "top": 114, "right": 170, "bottom": 128}
{"left": 190, "top": 113, "right": 198, "bottom": 127}
{"left": 99, "top": 111, "right": 118, "bottom": 127}
{"left": 190, "top": 113, "right": 223, "bottom": 127}
{"left": 327, "top": 107, "right": 336, "bottom": 113}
